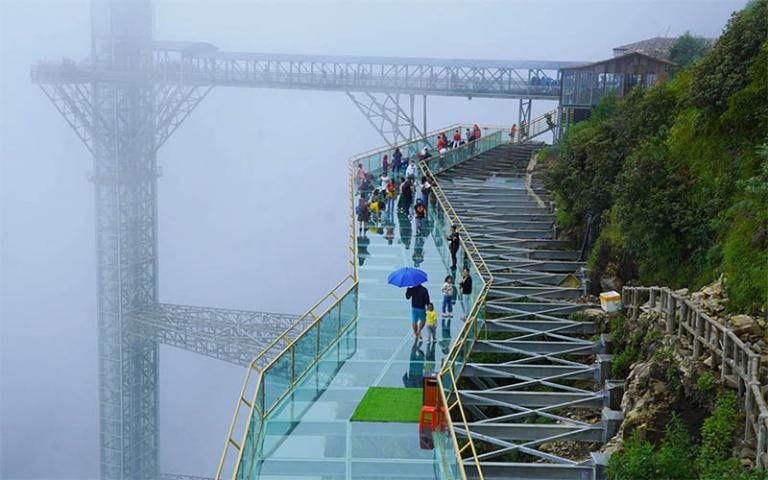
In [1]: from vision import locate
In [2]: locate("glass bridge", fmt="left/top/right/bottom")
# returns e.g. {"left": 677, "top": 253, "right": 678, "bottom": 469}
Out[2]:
{"left": 217, "top": 115, "right": 603, "bottom": 480}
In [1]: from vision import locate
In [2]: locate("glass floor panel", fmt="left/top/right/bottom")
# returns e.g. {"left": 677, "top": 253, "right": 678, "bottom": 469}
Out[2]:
{"left": 252, "top": 212, "right": 462, "bottom": 478}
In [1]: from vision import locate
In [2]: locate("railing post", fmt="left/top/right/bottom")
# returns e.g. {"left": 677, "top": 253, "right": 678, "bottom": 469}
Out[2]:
{"left": 666, "top": 292, "right": 677, "bottom": 335}
{"left": 631, "top": 288, "right": 640, "bottom": 322}
{"left": 721, "top": 333, "right": 731, "bottom": 382}
{"left": 693, "top": 312, "right": 704, "bottom": 360}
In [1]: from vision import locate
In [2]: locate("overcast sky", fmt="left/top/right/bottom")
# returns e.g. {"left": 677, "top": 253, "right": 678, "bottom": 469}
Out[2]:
{"left": 0, "top": 0, "right": 747, "bottom": 478}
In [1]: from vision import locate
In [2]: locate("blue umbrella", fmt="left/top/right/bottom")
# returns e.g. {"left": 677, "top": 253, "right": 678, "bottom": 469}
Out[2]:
{"left": 388, "top": 267, "right": 428, "bottom": 287}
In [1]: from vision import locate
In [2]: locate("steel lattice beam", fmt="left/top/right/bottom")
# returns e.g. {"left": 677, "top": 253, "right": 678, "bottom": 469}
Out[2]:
{"left": 127, "top": 304, "right": 298, "bottom": 367}
{"left": 346, "top": 91, "right": 426, "bottom": 146}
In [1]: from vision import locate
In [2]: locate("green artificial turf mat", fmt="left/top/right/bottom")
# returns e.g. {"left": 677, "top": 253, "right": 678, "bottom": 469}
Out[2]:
{"left": 350, "top": 387, "right": 423, "bottom": 423}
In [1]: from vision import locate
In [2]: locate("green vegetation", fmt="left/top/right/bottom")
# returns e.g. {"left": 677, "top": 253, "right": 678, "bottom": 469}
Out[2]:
{"left": 608, "top": 414, "right": 696, "bottom": 479}
{"left": 350, "top": 387, "right": 423, "bottom": 423}
{"left": 608, "top": 393, "right": 767, "bottom": 480}
{"left": 545, "top": 1, "right": 768, "bottom": 313}
{"left": 669, "top": 32, "right": 711, "bottom": 68}
{"left": 696, "top": 371, "right": 718, "bottom": 394}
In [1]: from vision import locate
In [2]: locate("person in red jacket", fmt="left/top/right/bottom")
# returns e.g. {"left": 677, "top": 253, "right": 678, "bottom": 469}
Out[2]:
{"left": 436, "top": 135, "right": 446, "bottom": 151}
{"left": 473, "top": 124, "right": 482, "bottom": 140}
{"left": 452, "top": 129, "right": 462, "bottom": 148}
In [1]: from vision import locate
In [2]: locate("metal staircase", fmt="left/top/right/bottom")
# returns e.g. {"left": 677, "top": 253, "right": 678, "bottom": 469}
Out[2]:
{"left": 429, "top": 143, "right": 621, "bottom": 480}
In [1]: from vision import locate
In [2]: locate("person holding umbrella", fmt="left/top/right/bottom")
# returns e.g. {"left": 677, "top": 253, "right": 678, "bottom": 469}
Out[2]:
{"left": 388, "top": 267, "right": 430, "bottom": 340}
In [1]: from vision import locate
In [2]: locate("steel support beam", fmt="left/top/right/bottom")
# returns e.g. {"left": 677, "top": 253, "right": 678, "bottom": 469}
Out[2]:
{"left": 346, "top": 91, "right": 425, "bottom": 146}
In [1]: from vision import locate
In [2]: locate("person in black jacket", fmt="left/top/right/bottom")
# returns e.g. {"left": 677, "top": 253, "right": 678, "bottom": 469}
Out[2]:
{"left": 459, "top": 267, "right": 473, "bottom": 320}
{"left": 447, "top": 225, "right": 460, "bottom": 270}
{"left": 405, "top": 283, "right": 430, "bottom": 339}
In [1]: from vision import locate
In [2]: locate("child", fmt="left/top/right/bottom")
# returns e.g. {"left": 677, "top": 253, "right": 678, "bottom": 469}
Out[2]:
{"left": 425, "top": 303, "right": 437, "bottom": 343}
{"left": 441, "top": 275, "right": 455, "bottom": 319}
{"left": 414, "top": 199, "right": 426, "bottom": 233}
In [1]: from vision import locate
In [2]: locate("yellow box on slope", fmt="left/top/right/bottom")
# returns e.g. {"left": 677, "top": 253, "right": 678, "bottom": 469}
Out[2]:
{"left": 600, "top": 291, "right": 622, "bottom": 313}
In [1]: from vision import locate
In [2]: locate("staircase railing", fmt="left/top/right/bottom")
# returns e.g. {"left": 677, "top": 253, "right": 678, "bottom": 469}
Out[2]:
{"left": 517, "top": 108, "right": 559, "bottom": 142}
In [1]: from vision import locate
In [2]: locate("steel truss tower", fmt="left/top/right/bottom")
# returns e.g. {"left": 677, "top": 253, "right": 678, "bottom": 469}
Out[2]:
{"left": 32, "top": 2, "right": 575, "bottom": 478}
{"left": 35, "top": 1, "right": 297, "bottom": 478}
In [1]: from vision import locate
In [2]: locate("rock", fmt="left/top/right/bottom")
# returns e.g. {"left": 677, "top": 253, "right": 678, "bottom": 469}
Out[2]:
{"left": 675, "top": 288, "right": 689, "bottom": 296}
{"left": 581, "top": 308, "right": 607, "bottom": 319}
{"left": 703, "top": 355, "right": 714, "bottom": 368}
{"left": 730, "top": 314, "right": 761, "bottom": 336}
{"left": 601, "top": 275, "right": 620, "bottom": 292}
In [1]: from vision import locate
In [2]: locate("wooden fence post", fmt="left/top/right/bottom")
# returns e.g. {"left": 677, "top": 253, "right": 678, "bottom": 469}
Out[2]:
{"left": 666, "top": 292, "right": 677, "bottom": 335}
{"left": 693, "top": 312, "right": 704, "bottom": 360}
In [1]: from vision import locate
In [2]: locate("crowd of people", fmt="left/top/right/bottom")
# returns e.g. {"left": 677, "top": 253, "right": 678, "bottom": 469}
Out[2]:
{"left": 354, "top": 132, "right": 484, "bottom": 347}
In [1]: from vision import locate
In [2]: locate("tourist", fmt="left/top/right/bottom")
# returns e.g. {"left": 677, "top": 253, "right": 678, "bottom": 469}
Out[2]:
{"left": 509, "top": 124, "right": 517, "bottom": 142}
{"left": 393, "top": 147, "right": 403, "bottom": 178}
{"left": 447, "top": 225, "right": 460, "bottom": 270}
{"left": 405, "top": 282, "right": 431, "bottom": 340}
{"left": 401, "top": 176, "right": 414, "bottom": 216}
{"left": 405, "top": 159, "right": 417, "bottom": 180}
{"left": 425, "top": 303, "right": 437, "bottom": 343}
{"left": 459, "top": 267, "right": 473, "bottom": 319}
{"left": 380, "top": 172, "right": 390, "bottom": 192}
{"left": 441, "top": 275, "right": 455, "bottom": 319}
{"left": 355, "top": 163, "right": 366, "bottom": 189}
{"left": 465, "top": 127, "right": 473, "bottom": 143}
{"left": 437, "top": 134, "right": 446, "bottom": 151}
{"left": 473, "top": 124, "right": 482, "bottom": 140}
{"left": 414, "top": 198, "right": 426, "bottom": 234}
{"left": 381, "top": 154, "right": 389, "bottom": 176}
{"left": 420, "top": 176, "right": 432, "bottom": 210}
{"left": 357, "top": 194, "right": 369, "bottom": 233}
{"left": 452, "top": 129, "right": 462, "bottom": 148}
{"left": 385, "top": 179, "right": 396, "bottom": 217}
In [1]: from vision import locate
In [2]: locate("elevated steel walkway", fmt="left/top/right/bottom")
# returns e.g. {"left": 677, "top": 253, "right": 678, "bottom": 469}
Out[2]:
{"left": 217, "top": 125, "right": 618, "bottom": 480}
{"left": 425, "top": 143, "right": 620, "bottom": 480}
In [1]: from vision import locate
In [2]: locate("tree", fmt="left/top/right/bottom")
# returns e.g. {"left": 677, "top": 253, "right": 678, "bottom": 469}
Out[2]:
{"left": 669, "top": 32, "right": 710, "bottom": 68}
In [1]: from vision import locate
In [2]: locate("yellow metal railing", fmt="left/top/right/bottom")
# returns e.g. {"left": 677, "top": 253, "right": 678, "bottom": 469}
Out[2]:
{"left": 216, "top": 125, "right": 504, "bottom": 480}
{"left": 215, "top": 156, "right": 361, "bottom": 480}
{"left": 420, "top": 135, "right": 499, "bottom": 479}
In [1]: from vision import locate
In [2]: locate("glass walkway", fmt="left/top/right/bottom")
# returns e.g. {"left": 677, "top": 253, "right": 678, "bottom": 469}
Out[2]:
{"left": 254, "top": 209, "right": 463, "bottom": 479}
{"left": 217, "top": 116, "right": 614, "bottom": 480}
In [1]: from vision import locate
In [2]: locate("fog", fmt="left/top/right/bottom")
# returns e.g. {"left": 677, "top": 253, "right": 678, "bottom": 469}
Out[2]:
{"left": 0, "top": 1, "right": 745, "bottom": 478}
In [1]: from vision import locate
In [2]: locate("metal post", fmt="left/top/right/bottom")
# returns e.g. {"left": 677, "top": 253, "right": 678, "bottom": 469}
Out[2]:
{"left": 422, "top": 94, "right": 427, "bottom": 140}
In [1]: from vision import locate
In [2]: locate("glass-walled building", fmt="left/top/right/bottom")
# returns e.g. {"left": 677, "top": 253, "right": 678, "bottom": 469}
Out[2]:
{"left": 559, "top": 52, "right": 675, "bottom": 130}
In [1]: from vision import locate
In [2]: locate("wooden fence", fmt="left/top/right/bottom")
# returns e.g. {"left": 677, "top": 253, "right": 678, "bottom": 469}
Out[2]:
{"left": 623, "top": 286, "right": 768, "bottom": 468}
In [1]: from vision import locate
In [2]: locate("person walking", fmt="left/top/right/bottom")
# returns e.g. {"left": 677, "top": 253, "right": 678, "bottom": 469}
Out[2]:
{"left": 459, "top": 267, "right": 473, "bottom": 320}
{"left": 413, "top": 199, "right": 426, "bottom": 234}
{"left": 452, "top": 129, "right": 462, "bottom": 148}
{"left": 441, "top": 275, "right": 455, "bottom": 319}
{"left": 357, "top": 194, "right": 369, "bottom": 233}
{"left": 419, "top": 176, "right": 432, "bottom": 211}
{"left": 393, "top": 147, "right": 403, "bottom": 178}
{"left": 447, "top": 225, "right": 460, "bottom": 270}
{"left": 405, "top": 282, "right": 430, "bottom": 340}
{"left": 386, "top": 179, "right": 396, "bottom": 218}
{"left": 382, "top": 154, "right": 389, "bottom": 176}
{"left": 509, "top": 124, "right": 517, "bottom": 142}
{"left": 401, "top": 176, "right": 414, "bottom": 216}
{"left": 405, "top": 159, "right": 417, "bottom": 180}
{"left": 473, "top": 124, "right": 482, "bottom": 140}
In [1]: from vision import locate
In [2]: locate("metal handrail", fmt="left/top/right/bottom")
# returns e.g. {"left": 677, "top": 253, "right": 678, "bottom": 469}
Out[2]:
{"left": 351, "top": 124, "right": 507, "bottom": 177}
{"left": 420, "top": 137, "right": 501, "bottom": 479}
{"left": 216, "top": 124, "right": 505, "bottom": 480}
{"left": 215, "top": 147, "right": 361, "bottom": 480}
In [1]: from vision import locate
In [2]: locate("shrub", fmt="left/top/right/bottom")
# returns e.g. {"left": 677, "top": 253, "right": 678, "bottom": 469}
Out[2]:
{"left": 608, "top": 415, "right": 696, "bottom": 479}
{"left": 697, "top": 392, "right": 741, "bottom": 475}
{"left": 696, "top": 371, "right": 718, "bottom": 394}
